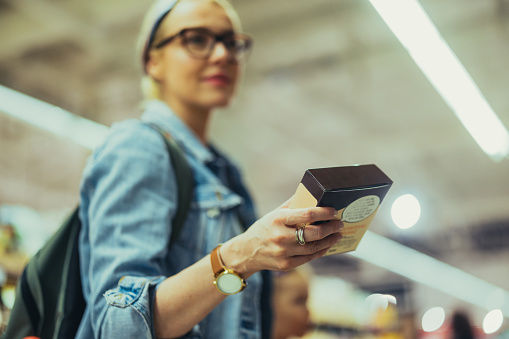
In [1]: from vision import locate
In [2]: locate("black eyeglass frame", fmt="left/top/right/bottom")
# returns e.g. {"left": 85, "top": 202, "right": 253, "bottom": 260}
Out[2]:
{"left": 153, "top": 27, "right": 253, "bottom": 62}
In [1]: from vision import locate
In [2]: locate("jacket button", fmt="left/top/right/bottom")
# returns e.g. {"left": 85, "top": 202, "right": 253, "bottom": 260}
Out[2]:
{"left": 207, "top": 208, "right": 220, "bottom": 218}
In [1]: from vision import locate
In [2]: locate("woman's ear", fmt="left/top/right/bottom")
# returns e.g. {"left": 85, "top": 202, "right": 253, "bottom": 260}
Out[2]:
{"left": 146, "top": 51, "right": 163, "bottom": 82}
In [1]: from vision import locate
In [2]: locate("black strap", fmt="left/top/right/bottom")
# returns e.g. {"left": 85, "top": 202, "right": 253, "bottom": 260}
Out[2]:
{"left": 59, "top": 209, "right": 86, "bottom": 338}
{"left": 145, "top": 123, "right": 194, "bottom": 246}
{"left": 19, "top": 266, "right": 39, "bottom": 333}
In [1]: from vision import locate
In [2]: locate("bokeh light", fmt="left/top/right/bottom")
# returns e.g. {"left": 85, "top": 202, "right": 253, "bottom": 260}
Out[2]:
{"left": 391, "top": 194, "right": 421, "bottom": 229}
{"left": 421, "top": 307, "right": 445, "bottom": 332}
{"left": 483, "top": 309, "right": 503, "bottom": 334}
{"left": 366, "top": 294, "right": 389, "bottom": 313}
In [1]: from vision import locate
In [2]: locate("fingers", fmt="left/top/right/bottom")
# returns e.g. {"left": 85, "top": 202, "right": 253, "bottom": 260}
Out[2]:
{"left": 294, "top": 231, "right": 342, "bottom": 256}
{"left": 281, "top": 248, "right": 330, "bottom": 270}
{"left": 243, "top": 205, "right": 343, "bottom": 273}
{"left": 302, "top": 220, "right": 343, "bottom": 243}
{"left": 280, "top": 206, "right": 338, "bottom": 226}
{"left": 276, "top": 233, "right": 341, "bottom": 270}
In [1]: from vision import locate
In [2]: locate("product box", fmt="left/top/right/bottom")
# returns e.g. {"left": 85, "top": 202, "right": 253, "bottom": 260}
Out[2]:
{"left": 289, "top": 164, "right": 393, "bottom": 255}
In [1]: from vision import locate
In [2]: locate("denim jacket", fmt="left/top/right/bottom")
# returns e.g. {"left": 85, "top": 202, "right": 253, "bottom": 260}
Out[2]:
{"left": 76, "top": 100, "right": 269, "bottom": 339}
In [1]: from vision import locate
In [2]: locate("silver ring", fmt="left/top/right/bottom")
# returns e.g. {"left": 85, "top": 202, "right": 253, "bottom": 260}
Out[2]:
{"left": 295, "top": 226, "right": 306, "bottom": 246}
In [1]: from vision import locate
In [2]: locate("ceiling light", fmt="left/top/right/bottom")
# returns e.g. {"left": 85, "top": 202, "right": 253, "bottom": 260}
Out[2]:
{"left": 368, "top": 0, "right": 509, "bottom": 161}
{"left": 0, "top": 85, "right": 108, "bottom": 151}
{"left": 486, "top": 288, "right": 506, "bottom": 310}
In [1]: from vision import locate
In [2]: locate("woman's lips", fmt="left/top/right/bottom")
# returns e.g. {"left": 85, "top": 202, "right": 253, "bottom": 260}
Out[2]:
{"left": 203, "top": 74, "right": 231, "bottom": 86}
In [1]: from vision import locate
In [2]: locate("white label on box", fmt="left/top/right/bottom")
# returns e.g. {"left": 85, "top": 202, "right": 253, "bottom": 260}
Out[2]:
{"left": 341, "top": 195, "right": 380, "bottom": 223}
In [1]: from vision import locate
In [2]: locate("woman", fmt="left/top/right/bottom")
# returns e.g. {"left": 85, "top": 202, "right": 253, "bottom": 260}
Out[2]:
{"left": 76, "top": 0, "right": 343, "bottom": 338}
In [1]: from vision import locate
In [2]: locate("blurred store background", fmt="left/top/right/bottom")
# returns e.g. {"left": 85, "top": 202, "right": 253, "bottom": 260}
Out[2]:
{"left": 1, "top": 0, "right": 509, "bottom": 337}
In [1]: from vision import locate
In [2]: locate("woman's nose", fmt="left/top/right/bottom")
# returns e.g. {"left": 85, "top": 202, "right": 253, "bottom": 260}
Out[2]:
{"left": 209, "top": 41, "right": 234, "bottom": 63}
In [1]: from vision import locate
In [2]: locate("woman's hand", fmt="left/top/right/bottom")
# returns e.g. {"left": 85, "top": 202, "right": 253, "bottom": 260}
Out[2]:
{"left": 153, "top": 198, "right": 342, "bottom": 338}
{"left": 221, "top": 199, "right": 344, "bottom": 278}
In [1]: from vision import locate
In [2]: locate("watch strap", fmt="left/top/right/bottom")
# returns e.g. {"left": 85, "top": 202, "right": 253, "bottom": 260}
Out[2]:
{"left": 211, "top": 244, "right": 225, "bottom": 276}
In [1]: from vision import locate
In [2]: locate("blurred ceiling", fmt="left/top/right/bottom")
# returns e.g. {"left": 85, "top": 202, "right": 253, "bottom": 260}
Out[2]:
{"left": 1, "top": 0, "right": 509, "bottom": 329}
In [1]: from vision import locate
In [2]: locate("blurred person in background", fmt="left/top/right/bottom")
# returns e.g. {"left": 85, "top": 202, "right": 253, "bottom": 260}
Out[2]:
{"left": 272, "top": 267, "right": 312, "bottom": 339}
{"left": 76, "top": 0, "right": 344, "bottom": 338}
{"left": 450, "top": 310, "right": 476, "bottom": 339}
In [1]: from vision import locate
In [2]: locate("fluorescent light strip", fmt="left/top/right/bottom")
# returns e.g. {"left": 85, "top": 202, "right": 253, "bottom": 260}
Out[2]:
{"left": 369, "top": 0, "right": 509, "bottom": 161}
{"left": 0, "top": 85, "right": 108, "bottom": 151}
{"left": 351, "top": 231, "right": 509, "bottom": 317}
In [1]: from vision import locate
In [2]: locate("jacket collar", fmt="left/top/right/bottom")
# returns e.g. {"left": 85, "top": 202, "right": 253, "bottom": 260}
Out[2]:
{"left": 141, "top": 100, "right": 215, "bottom": 164}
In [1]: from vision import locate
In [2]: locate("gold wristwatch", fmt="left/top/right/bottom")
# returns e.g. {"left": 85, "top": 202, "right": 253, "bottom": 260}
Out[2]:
{"left": 211, "top": 244, "right": 246, "bottom": 295}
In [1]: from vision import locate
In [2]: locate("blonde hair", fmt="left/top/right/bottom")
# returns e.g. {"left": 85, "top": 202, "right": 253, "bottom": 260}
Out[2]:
{"left": 137, "top": 0, "right": 244, "bottom": 101}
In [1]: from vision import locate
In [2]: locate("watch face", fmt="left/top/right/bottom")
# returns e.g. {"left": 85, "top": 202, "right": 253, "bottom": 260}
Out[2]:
{"left": 217, "top": 272, "right": 243, "bottom": 294}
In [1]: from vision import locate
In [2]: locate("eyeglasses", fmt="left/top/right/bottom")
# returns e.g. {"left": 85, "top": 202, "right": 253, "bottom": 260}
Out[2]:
{"left": 154, "top": 28, "right": 253, "bottom": 63}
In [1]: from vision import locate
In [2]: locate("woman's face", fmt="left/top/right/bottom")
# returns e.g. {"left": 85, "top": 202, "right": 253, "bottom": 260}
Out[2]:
{"left": 147, "top": 0, "right": 240, "bottom": 112}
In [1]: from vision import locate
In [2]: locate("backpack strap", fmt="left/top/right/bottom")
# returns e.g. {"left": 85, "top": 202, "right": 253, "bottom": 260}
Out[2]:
{"left": 145, "top": 122, "right": 194, "bottom": 246}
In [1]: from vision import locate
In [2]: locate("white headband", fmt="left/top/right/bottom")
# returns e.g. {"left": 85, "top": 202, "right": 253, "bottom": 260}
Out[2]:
{"left": 137, "top": 0, "right": 179, "bottom": 73}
